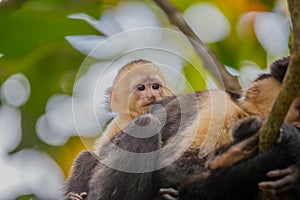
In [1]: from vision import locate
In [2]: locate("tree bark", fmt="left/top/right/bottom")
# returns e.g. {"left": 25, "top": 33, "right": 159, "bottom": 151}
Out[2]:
{"left": 153, "top": 0, "right": 241, "bottom": 91}
{"left": 258, "top": 0, "right": 300, "bottom": 153}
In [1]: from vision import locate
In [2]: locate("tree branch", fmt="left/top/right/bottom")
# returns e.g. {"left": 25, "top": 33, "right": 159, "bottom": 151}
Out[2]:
{"left": 153, "top": 0, "right": 241, "bottom": 91}
{"left": 0, "top": 0, "right": 27, "bottom": 15}
{"left": 258, "top": 0, "right": 300, "bottom": 152}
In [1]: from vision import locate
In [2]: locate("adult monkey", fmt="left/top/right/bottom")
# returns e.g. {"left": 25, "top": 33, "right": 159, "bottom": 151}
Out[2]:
{"left": 160, "top": 57, "right": 300, "bottom": 200}
{"left": 65, "top": 59, "right": 172, "bottom": 200}
{"left": 161, "top": 116, "right": 300, "bottom": 200}
{"left": 67, "top": 57, "right": 300, "bottom": 200}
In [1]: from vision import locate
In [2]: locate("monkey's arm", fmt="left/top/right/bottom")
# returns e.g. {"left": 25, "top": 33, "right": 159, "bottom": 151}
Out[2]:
{"left": 64, "top": 151, "right": 99, "bottom": 200}
{"left": 186, "top": 121, "right": 300, "bottom": 199}
{"left": 208, "top": 117, "right": 300, "bottom": 198}
{"left": 161, "top": 118, "right": 300, "bottom": 200}
{"left": 206, "top": 116, "right": 263, "bottom": 170}
{"left": 160, "top": 117, "right": 263, "bottom": 200}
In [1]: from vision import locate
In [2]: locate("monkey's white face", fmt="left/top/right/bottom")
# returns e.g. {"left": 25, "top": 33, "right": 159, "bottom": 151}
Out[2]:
{"left": 240, "top": 77, "right": 300, "bottom": 128}
{"left": 129, "top": 77, "right": 165, "bottom": 117}
{"left": 110, "top": 62, "right": 171, "bottom": 118}
{"left": 135, "top": 82, "right": 163, "bottom": 104}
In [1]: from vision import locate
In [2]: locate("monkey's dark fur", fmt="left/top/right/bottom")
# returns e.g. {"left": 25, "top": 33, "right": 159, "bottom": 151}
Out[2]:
{"left": 65, "top": 93, "right": 200, "bottom": 200}
{"left": 86, "top": 93, "right": 199, "bottom": 200}
{"left": 88, "top": 115, "right": 162, "bottom": 200}
{"left": 177, "top": 117, "right": 300, "bottom": 200}
{"left": 65, "top": 56, "right": 300, "bottom": 200}
{"left": 66, "top": 151, "right": 98, "bottom": 195}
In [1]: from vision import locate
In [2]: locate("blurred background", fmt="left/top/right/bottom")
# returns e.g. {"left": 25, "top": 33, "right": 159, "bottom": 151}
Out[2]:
{"left": 0, "top": 0, "right": 290, "bottom": 199}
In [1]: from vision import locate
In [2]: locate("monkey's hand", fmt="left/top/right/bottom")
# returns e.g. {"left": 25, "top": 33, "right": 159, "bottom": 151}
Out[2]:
{"left": 207, "top": 117, "right": 262, "bottom": 170}
{"left": 258, "top": 164, "right": 300, "bottom": 198}
{"left": 160, "top": 188, "right": 179, "bottom": 200}
{"left": 64, "top": 192, "right": 87, "bottom": 200}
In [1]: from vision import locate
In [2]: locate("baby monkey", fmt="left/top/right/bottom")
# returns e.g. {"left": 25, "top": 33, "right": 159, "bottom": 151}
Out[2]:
{"left": 95, "top": 59, "right": 172, "bottom": 149}
{"left": 65, "top": 59, "right": 171, "bottom": 200}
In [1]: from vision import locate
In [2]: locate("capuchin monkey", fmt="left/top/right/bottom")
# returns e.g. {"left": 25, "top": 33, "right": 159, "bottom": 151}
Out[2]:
{"left": 161, "top": 117, "right": 300, "bottom": 200}
{"left": 96, "top": 60, "right": 171, "bottom": 149}
{"left": 156, "top": 57, "right": 300, "bottom": 200}
{"left": 64, "top": 59, "right": 171, "bottom": 200}
{"left": 66, "top": 57, "right": 300, "bottom": 200}
{"left": 96, "top": 59, "right": 172, "bottom": 149}
{"left": 160, "top": 57, "right": 300, "bottom": 200}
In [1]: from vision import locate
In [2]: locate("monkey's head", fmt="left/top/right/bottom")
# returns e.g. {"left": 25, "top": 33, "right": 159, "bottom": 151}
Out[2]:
{"left": 239, "top": 56, "right": 300, "bottom": 128}
{"left": 110, "top": 60, "right": 172, "bottom": 118}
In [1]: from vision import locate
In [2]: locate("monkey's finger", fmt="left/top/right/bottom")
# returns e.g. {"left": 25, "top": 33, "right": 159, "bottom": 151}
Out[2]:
{"left": 79, "top": 192, "right": 88, "bottom": 198}
{"left": 259, "top": 181, "right": 282, "bottom": 190}
{"left": 266, "top": 169, "right": 289, "bottom": 177}
{"left": 258, "top": 174, "right": 296, "bottom": 190}
{"left": 65, "top": 192, "right": 85, "bottom": 200}
{"left": 266, "top": 165, "right": 297, "bottom": 177}
{"left": 160, "top": 188, "right": 179, "bottom": 196}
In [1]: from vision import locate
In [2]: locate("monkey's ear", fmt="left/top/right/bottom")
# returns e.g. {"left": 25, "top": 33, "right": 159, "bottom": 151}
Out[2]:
{"left": 110, "top": 88, "right": 117, "bottom": 105}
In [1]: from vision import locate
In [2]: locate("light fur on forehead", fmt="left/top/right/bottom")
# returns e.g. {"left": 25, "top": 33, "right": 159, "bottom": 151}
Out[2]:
{"left": 114, "top": 59, "right": 153, "bottom": 84}
{"left": 239, "top": 75, "right": 281, "bottom": 116}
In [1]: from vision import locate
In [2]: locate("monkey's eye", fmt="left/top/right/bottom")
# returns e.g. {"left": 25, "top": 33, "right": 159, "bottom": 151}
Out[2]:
{"left": 152, "top": 83, "right": 160, "bottom": 90}
{"left": 137, "top": 84, "right": 146, "bottom": 91}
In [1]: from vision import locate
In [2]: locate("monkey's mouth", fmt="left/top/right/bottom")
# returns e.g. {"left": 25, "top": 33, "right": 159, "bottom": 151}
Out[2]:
{"left": 142, "top": 102, "right": 155, "bottom": 108}
{"left": 142, "top": 103, "right": 151, "bottom": 108}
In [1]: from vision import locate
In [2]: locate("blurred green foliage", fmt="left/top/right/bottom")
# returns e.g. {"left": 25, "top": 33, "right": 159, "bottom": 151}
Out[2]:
{"left": 0, "top": 0, "right": 277, "bottom": 195}
{"left": 0, "top": 0, "right": 102, "bottom": 176}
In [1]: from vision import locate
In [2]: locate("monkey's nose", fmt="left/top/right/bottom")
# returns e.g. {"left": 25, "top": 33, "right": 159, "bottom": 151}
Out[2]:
{"left": 146, "top": 95, "right": 156, "bottom": 104}
{"left": 146, "top": 93, "right": 155, "bottom": 100}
